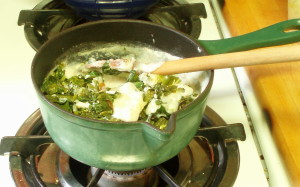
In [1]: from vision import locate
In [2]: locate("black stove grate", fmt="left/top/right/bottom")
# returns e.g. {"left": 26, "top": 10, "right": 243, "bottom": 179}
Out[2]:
{"left": 18, "top": 0, "right": 206, "bottom": 51}
{"left": 0, "top": 107, "right": 245, "bottom": 187}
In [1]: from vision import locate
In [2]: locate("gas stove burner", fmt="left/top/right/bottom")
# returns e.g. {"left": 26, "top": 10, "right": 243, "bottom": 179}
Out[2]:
{"left": 3, "top": 106, "right": 243, "bottom": 187}
{"left": 18, "top": 0, "right": 205, "bottom": 51}
{"left": 57, "top": 149, "right": 158, "bottom": 186}
{"left": 89, "top": 167, "right": 158, "bottom": 186}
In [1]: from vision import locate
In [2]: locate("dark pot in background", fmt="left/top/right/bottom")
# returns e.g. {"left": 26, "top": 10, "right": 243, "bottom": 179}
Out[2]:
{"left": 63, "top": 0, "right": 159, "bottom": 20}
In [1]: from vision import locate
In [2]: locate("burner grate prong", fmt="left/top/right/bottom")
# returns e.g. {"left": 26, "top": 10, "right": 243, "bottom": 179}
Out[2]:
{"left": 154, "top": 165, "right": 181, "bottom": 187}
{"left": 86, "top": 168, "right": 105, "bottom": 187}
{"left": 0, "top": 136, "right": 53, "bottom": 157}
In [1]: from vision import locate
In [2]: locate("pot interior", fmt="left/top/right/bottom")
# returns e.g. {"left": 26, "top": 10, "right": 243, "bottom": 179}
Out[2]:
{"left": 32, "top": 19, "right": 212, "bottom": 117}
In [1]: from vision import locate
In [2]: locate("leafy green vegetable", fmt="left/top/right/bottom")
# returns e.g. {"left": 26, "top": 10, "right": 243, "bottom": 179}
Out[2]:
{"left": 127, "top": 70, "right": 140, "bottom": 82}
{"left": 88, "top": 70, "right": 101, "bottom": 78}
{"left": 102, "top": 62, "right": 121, "bottom": 75}
{"left": 153, "top": 117, "right": 168, "bottom": 129}
{"left": 41, "top": 66, "right": 69, "bottom": 95}
{"left": 69, "top": 76, "right": 86, "bottom": 87}
{"left": 158, "top": 75, "right": 181, "bottom": 86}
{"left": 143, "top": 89, "right": 155, "bottom": 102}
{"left": 41, "top": 58, "right": 199, "bottom": 130}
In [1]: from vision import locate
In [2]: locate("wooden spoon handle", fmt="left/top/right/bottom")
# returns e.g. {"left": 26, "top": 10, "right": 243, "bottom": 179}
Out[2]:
{"left": 152, "top": 43, "right": 300, "bottom": 75}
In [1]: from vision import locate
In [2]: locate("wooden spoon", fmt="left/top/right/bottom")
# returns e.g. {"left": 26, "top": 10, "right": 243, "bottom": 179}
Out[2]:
{"left": 152, "top": 43, "right": 300, "bottom": 75}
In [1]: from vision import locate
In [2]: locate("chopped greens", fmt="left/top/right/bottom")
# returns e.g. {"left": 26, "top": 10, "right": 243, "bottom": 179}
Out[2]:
{"left": 41, "top": 47, "right": 200, "bottom": 130}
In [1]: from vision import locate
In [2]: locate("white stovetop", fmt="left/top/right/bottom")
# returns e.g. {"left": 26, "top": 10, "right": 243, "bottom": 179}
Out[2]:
{"left": 0, "top": 0, "right": 273, "bottom": 186}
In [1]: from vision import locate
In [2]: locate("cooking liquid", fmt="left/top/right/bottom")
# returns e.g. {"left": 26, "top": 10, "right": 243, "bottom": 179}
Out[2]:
{"left": 60, "top": 42, "right": 180, "bottom": 73}
{"left": 59, "top": 41, "right": 206, "bottom": 89}
{"left": 43, "top": 41, "right": 207, "bottom": 126}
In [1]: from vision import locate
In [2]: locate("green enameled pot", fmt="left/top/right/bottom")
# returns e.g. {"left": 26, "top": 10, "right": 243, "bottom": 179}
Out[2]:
{"left": 31, "top": 19, "right": 300, "bottom": 171}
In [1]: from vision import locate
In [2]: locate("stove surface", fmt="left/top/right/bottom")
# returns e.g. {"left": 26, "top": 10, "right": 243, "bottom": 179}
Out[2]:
{"left": 0, "top": 0, "right": 269, "bottom": 186}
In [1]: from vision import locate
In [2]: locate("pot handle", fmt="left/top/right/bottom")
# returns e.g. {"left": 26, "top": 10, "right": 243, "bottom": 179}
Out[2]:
{"left": 198, "top": 19, "right": 300, "bottom": 55}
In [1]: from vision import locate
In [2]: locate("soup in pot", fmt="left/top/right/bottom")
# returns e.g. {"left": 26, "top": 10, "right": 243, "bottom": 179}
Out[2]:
{"left": 41, "top": 42, "right": 205, "bottom": 129}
